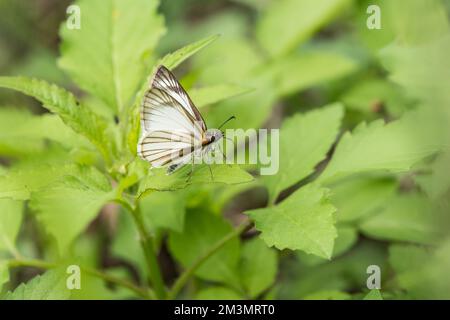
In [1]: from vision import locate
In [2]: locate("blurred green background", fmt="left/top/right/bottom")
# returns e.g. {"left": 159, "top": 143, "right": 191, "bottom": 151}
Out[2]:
{"left": 0, "top": 0, "right": 450, "bottom": 300}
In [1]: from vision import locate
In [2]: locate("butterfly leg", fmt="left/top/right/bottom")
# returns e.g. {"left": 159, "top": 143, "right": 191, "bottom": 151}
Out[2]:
{"left": 185, "top": 156, "right": 195, "bottom": 183}
{"left": 208, "top": 164, "right": 214, "bottom": 181}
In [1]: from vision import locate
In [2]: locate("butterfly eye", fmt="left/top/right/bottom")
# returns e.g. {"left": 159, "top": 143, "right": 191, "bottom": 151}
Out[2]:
{"left": 210, "top": 136, "right": 215, "bottom": 142}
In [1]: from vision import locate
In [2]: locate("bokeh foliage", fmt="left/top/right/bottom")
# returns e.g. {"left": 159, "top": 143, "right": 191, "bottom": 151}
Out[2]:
{"left": 0, "top": 0, "right": 449, "bottom": 300}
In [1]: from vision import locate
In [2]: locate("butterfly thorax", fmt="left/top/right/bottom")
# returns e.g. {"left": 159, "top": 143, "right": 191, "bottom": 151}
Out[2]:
{"left": 203, "top": 129, "right": 223, "bottom": 146}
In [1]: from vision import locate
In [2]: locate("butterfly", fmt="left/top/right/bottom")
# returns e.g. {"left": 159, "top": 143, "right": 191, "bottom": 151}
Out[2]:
{"left": 137, "top": 65, "right": 234, "bottom": 178}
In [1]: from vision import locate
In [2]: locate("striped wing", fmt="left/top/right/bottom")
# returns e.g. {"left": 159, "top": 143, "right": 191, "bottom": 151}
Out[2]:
{"left": 138, "top": 65, "right": 206, "bottom": 171}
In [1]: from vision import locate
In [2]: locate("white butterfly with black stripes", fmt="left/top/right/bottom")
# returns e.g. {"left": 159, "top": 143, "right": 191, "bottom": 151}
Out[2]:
{"left": 137, "top": 65, "right": 234, "bottom": 176}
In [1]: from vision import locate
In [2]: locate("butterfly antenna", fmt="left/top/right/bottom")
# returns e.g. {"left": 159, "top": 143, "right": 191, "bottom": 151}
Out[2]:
{"left": 218, "top": 116, "right": 236, "bottom": 130}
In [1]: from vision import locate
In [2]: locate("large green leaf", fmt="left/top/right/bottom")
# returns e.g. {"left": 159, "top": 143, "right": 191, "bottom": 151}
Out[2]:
{"left": 0, "top": 261, "right": 8, "bottom": 292}
{"left": 263, "top": 104, "right": 343, "bottom": 204}
{"left": 317, "top": 107, "right": 449, "bottom": 184}
{"left": 141, "top": 191, "right": 185, "bottom": 233}
{"left": 360, "top": 193, "right": 447, "bottom": 245}
{"left": 246, "top": 183, "right": 337, "bottom": 259}
{"left": 168, "top": 209, "right": 240, "bottom": 286}
{"left": 389, "top": 241, "right": 450, "bottom": 299}
{"left": 265, "top": 52, "right": 358, "bottom": 97}
{"left": 0, "top": 199, "right": 23, "bottom": 253}
{"left": 138, "top": 165, "right": 253, "bottom": 193}
{"left": 0, "top": 77, "right": 111, "bottom": 161}
{"left": 256, "top": 0, "right": 351, "bottom": 56}
{"left": 0, "top": 108, "right": 90, "bottom": 157}
{"left": 59, "top": 0, "right": 165, "bottom": 112}
{"left": 239, "top": 237, "right": 278, "bottom": 298}
{"left": 29, "top": 167, "right": 115, "bottom": 252}
{"left": 329, "top": 175, "right": 397, "bottom": 222}
{"left": 196, "top": 287, "right": 242, "bottom": 300}
{"left": 0, "top": 164, "right": 82, "bottom": 201}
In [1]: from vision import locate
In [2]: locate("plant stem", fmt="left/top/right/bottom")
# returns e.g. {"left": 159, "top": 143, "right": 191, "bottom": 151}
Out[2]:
{"left": 7, "top": 258, "right": 152, "bottom": 299}
{"left": 168, "top": 219, "right": 253, "bottom": 300}
{"left": 130, "top": 203, "right": 167, "bottom": 299}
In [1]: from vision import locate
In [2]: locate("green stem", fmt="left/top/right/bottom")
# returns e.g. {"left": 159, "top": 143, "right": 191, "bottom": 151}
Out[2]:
{"left": 7, "top": 258, "right": 152, "bottom": 299}
{"left": 168, "top": 220, "right": 253, "bottom": 300}
{"left": 130, "top": 203, "right": 167, "bottom": 299}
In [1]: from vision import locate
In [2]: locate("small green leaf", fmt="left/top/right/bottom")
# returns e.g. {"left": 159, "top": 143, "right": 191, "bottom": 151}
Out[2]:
{"left": 168, "top": 209, "right": 240, "bottom": 285}
{"left": 189, "top": 84, "right": 253, "bottom": 108}
{"left": 263, "top": 104, "right": 343, "bottom": 204}
{"left": 59, "top": 0, "right": 166, "bottom": 112}
{"left": 29, "top": 167, "right": 114, "bottom": 252}
{"left": 159, "top": 34, "right": 219, "bottom": 70}
{"left": 360, "top": 193, "right": 446, "bottom": 245}
{"left": 246, "top": 183, "right": 337, "bottom": 259}
{"left": 0, "top": 77, "right": 111, "bottom": 161}
{"left": 256, "top": 0, "right": 351, "bottom": 56}
{"left": 0, "top": 199, "right": 23, "bottom": 253}
{"left": 196, "top": 287, "right": 242, "bottom": 300}
{"left": 138, "top": 165, "right": 253, "bottom": 193}
{"left": 318, "top": 107, "right": 449, "bottom": 184}
{"left": 239, "top": 237, "right": 278, "bottom": 298}
{"left": 2, "top": 268, "right": 71, "bottom": 300}
{"left": 363, "top": 289, "right": 383, "bottom": 300}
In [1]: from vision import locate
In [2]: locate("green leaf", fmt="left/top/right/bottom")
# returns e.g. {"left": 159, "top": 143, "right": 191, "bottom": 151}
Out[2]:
{"left": 159, "top": 34, "right": 219, "bottom": 70}
{"left": 330, "top": 175, "right": 397, "bottom": 222}
{"left": 341, "top": 79, "right": 411, "bottom": 117}
{"left": 359, "top": 193, "right": 446, "bottom": 245}
{"left": 246, "top": 183, "right": 337, "bottom": 259}
{"left": 263, "top": 104, "right": 344, "bottom": 204}
{"left": 196, "top": 287, "right": 242, "bottom": 300}
{"left": 2, "top": 268, "right": 71, "bottom": 300}
{"left": 296, "top": 225, "right": 358, "bottom": 266}
{"left": 239, "top": 237, "right": 278, "bottom": 298}
{"left": 138, "top": 165, "right": 253, "bottom": 193}
{"left": 29, "top": 167, "right": 114, "bottom": 252}
{"left": 168, "top": 209, "right": 240, "bottom": 285}
{"left": 0, "top": 199, "right": 23, "bottom": 253}
{"left": 141, "top": 191, "right": 185, "bottom": 233}
{"left": 318, "top": 107, "right": 449, "bottom": 184}
{"left": 389, "top": 241, "right": 450, "bottom": 299}
{"left": 189, "top": 84, "right": 253, "bottom": 108}
{"left": 111, "top": 210, "right": 147, "bottom": 280}
{"left": 59, "top": 0, "right": 165, "bottom": 112}
{"left": 363, "top": 289, "right": 383, "bottom": 300}
{"left": 0, "top": 164, "right": 83, "bottom": 201}
{"left": 266, "top": 52, "right": 358, "bottom": 97}
{"left": 304, "top": 290, "right": 351, "bottom": 300}
{"left": 0, "top": 108, "right": 90, "bottom": 157}
{"left": 256, "top": 0, "right": 351, "bottom": 56}
{"left": 416, "top": 150, "right": 450, "bottom": 200}
{"left": 0, "top": 77, "right": 111, "bottom": 161}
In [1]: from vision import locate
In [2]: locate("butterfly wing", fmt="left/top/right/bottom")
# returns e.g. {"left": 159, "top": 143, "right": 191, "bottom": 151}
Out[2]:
{"left": 150, "top": 65, "right": 207, "bottom": 132}
{"left": 138, "top": 65, "right": 206, "bottom": 172}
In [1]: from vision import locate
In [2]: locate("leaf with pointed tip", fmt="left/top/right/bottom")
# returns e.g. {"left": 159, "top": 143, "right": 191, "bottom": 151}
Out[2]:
{"left": 246, "top": 183, "right": 337, "bottom": 259}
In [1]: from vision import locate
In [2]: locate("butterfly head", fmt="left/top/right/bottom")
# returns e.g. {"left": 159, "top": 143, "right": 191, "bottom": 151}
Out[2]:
{"left": 205, "top": 129, "right": 223, "bottom": 144}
